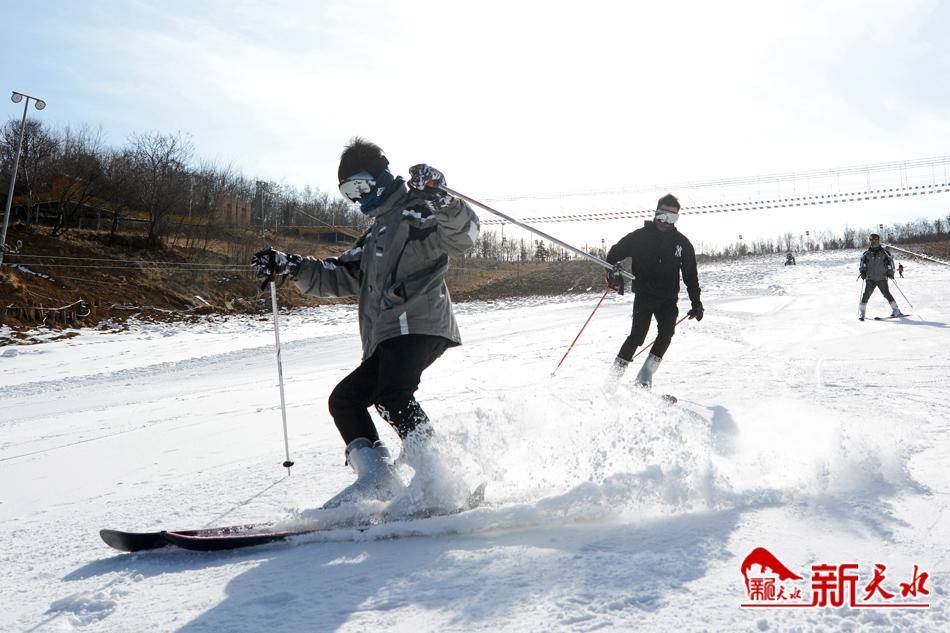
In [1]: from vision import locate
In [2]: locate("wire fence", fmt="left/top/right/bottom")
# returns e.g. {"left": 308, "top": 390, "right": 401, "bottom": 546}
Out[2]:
{"left": 886, "top": 244, "right": 950, "bottom": 267}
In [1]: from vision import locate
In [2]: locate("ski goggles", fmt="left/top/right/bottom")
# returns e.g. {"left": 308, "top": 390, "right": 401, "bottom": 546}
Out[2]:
{"left": 655, "top": 209, "right": 680, "bottom": 224}
{"left": 338, "top": 171, "right": 376, "bottom": 202}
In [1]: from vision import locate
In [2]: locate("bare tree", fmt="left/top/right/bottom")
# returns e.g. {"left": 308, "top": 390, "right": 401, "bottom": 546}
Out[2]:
{"left": 126, "top": 131, "right": 194, "bottom": 245}
{"left": 49, "top": 125, "right": 107, "bottom": 236}
{"left": 1, "top": 117, "right": 57, "bottom": 225}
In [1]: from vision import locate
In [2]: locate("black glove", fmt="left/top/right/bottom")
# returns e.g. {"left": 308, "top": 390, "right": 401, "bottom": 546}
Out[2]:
{"left": 250, "top": 247, "right": 301, "bottom": 279}
{"left": 861, "top": 272, "right": 867, "bottom": 280}
{"left": 887, "top": 272, "right": 895, "bottom": 279}
{"left": 688, "top": 303, "right": 704, "bottom": 321}
{"left": 408, "top": 164, "right": 454, "bottom": 208}
{"left": 605, "top": 264, "right": 625, "bottom": 295}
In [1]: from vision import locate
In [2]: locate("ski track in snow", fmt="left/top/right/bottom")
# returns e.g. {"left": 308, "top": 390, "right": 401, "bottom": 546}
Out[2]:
{"left": 2, "top": 249, "right": 949, "bottom": 632}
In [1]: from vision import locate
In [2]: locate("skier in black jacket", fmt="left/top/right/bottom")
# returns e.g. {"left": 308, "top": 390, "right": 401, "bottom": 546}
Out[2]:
{"left": 604, "top": 194, "right": 703, "bottom": 388}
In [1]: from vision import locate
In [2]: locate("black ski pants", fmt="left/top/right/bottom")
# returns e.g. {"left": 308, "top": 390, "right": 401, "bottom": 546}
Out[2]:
{"left": 617, "top": 293, "right": 679, "bottom": 361}
{"left": 328, "top": 334, "right": 448, "bottom": 446}
{"left": 861, "top": 279, "right": 895, "bottom": 304}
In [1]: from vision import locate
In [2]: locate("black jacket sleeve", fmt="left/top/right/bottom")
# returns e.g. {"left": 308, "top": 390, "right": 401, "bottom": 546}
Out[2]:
{"left": 681, "top": 239, "right": 701, "bottom": 307}
{"left": 606, "top": 233, "right": 636, "bottom": 266}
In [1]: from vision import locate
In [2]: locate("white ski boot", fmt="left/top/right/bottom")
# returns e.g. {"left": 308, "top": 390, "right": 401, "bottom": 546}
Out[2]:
{"left": 889, "top": 301, "right": 901, "bottom": 317}
{"left": 635, "top": 353, "right": 663, "bottom": 388}
{"left": 386, "top": 431, "right": 471, "bottom": 519}
{"left": 858, "top": 302, "right": 867, "bottom": 321}
{"left": 603, "top": 356, "right": 630, "bottom": 393}
{"left": 322, "top": 437, "right": 405, "bottom": 509}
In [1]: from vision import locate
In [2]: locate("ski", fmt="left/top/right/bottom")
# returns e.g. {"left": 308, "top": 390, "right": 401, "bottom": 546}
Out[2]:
{"left": 101, "top": 483, "right": 488, "bottom": 553}
{"left": 874, "top": 314, "right": 909, "bottom": 320}
{"left": 100, "top": 523, "right": 281, "bottom": 553}
{"left": 163, "top": 525, "right": 320, "bottom": 551}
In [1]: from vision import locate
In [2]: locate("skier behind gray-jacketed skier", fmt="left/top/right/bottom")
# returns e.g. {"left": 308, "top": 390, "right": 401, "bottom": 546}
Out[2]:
{"left": 603, "top": 193, "right": 703, "bottom": 390}
{"left": 250, "top": 138, "right": 480, "bottom": 513}
{"left": 858, "top": 233, "right": 902, "bottom": 321}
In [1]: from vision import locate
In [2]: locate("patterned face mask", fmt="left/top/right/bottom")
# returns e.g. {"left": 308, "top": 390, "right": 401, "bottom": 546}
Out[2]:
{"left": 338, "top": 171, "right": 376, "bottom": 202}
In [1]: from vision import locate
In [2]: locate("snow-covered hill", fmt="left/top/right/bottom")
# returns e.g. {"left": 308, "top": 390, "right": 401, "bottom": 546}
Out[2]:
{"left": 2, "top": 250, "right": 947, "bottom": 632}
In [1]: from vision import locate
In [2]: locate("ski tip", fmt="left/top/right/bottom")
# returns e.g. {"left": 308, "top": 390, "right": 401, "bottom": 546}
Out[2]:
{"left": 467, "top": 482, "right": 488, "bottom": 509}
{"left": 100, "top": 529, "right": 169, "bottom": 553}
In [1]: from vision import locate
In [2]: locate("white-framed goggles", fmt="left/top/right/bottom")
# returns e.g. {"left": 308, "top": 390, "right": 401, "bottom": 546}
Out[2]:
{"left": 655, "top": 209, "right": 680, "bottom": 224}
{"left": 339, "top": 171, "right": 376, "bottom": 202}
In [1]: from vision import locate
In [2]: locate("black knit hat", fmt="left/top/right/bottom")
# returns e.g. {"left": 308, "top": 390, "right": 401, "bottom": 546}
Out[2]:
{"left": 338, "top": 137, "right": 389, "bottom": 181}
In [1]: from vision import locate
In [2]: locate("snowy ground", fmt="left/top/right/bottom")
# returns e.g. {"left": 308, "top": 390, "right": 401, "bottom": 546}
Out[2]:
{"left": 2, "top": 249, "right": 948, "bottom": 632}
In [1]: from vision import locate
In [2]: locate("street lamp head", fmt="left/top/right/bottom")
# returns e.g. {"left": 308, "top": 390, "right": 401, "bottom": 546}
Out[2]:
{"left": 11, "top": 92, "right": 23, "bottom": 103}
{"left": 34, "top": 100, "right": 46, "bottom": 110}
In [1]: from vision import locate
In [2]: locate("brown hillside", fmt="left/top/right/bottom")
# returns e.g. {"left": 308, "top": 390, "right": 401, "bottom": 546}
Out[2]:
{"left": 0, "top": 223, "right": 607, "bottom": 341}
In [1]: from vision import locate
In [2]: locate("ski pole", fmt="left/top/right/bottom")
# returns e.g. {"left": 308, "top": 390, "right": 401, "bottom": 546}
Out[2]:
{"left": 891, "top": 278, "right": 914, "bottom": 309}
{"left": 268, "top": 276, "right": 295, "bottom": 474}
{"left": 630, "top": 315, "right": 690, "bottom": 361}
{"left": 552, "top": 288, "right": 612, "bottom": 376}
{"left": 440, "top": 185, "right": 636, "bottom": 283}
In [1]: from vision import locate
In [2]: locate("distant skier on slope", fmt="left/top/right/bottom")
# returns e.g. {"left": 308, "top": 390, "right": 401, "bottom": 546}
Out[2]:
{"left": 858, "top": 233, "right": 901, "bottom": 321}
{"left": 250, "top": 138, "right": 480, "bottom": 509}
{"left": 603, "top": 193, "right": 703, "bottom": 389}
{"left": 785, "top": 252, "right": 796, "bottom": 266}
{"left": 898, "top": 263, "right": 905, "bottom": 278}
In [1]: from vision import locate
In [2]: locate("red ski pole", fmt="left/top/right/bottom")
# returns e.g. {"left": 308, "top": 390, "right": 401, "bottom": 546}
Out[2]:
{"left": 630, "top": 314, "right": 691, "bottom": 361}
{"left": 552, "top": 288, "right": 612, "bottom": 376}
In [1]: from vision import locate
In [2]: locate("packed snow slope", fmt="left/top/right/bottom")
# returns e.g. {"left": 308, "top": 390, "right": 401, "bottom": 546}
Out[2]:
{"left": 2, "top": 249, "right": 948, "bottom": 632}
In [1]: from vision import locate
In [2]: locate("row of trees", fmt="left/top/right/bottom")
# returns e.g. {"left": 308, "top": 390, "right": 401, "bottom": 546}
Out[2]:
{"left": 1, "top": 117, "right": 365, "bottom": 246}
{"left": 5, "top": 115, "right": 947, "bottom": 263}
{"left": 468, "top": 230, "right": 588, "bottom": 263}
{"left": 695, "top": 216, "right": 950, "bottom": 259}
{"left": 470, "top": 215, "right": 950, "bottom": 264}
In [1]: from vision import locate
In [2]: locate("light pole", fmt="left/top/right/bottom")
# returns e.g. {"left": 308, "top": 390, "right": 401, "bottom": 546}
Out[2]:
{"left": 1, "top": 91, "right": 46, "bottom": 266}
{"left": 256, "top": 180, "right": 267, "bottom": 240}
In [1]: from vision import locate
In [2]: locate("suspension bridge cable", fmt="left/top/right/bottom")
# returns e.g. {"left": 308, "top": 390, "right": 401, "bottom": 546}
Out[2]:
{"left": 485, "top": 155, "right": 950, "bottom": 202}
{"left": 480, "top": 181, "right": 950, "bottom": 225}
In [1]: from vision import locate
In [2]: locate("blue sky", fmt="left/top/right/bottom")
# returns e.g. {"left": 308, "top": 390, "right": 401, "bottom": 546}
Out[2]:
{"left": 4, "top": 0, "right": 950, "bottom": 247}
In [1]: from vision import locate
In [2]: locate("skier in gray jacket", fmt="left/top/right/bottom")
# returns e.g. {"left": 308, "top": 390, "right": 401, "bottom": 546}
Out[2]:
{"left": 251, "top": 138, "right": 480, "bottom": 508}
{"left": 858, "top": 233, "right": 901, "bottom": 321}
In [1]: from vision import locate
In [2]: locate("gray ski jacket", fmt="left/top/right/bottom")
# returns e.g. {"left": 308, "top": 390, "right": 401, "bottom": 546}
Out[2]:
{"left": 859, "top": 247, "right": 894, "bottom": 281}
{"left": 293, "top": 182, "right": 480, "bottom": 360}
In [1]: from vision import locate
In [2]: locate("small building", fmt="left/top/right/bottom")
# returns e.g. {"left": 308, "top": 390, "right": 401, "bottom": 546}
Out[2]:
{"left": 213, "top": 196, "right": 252, "bottom": 227}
